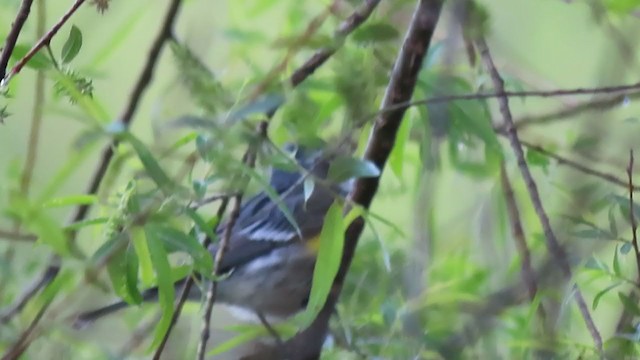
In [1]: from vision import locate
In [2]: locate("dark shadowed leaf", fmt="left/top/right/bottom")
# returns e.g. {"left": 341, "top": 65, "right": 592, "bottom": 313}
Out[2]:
{"left": 147, "top": 224, "right": 213, "bottom": 276}
{"left": 352, "top": 22, "right": 400, "bottom": 43}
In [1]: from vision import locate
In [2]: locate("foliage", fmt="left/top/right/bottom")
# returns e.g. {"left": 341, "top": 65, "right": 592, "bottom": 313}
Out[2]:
{"left": 1, "top": 0, "right": 640, "bottom": 359}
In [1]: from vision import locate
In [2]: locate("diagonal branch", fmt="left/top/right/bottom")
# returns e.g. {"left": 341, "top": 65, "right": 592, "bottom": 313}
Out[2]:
{"left": 0, "top": 0, "right": 34, "bottom": 80}
{"left": 268, "top": 1, "right": 445, "bottom": 359}
{"left": 476, "top": 37, "right": 603, "bottom": 354}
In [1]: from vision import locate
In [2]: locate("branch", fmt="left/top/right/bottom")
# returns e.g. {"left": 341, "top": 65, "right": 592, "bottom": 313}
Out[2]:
{"left": 288, "top": 0, "right": 382, "bottom": 87}
{"left": 499, "top": 164, "right": 545, "bottom": 319}
{"left": 276, "top": 1, "right": 444, "bottom": 359}
{"left": 518, "top": 139, "right": 640, "bottom": 192}
{"left": 1, "top": 0, "right": 87, "bottom": 85}
{"left": 476, "top": 37, "right": 603, "bottom": 354}
{"left": 0, "top": 229, "right": 37, "bottom": 242}
{"left": 0, "top": 0, "right": 34, "bottom": 80}
{"left": 627, "top": 150, "right": 640, "bottom": 281}
{"left": 0, "top": 299, "right": 52, "bottom": 360}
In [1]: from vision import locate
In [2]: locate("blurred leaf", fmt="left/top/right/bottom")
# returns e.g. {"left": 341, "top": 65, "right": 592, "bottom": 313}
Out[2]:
{"left": 185, "top": 208, "right": 218, "bottom": 246}
{"left": 604, "top": 0, "right": 640, "bottom": 15}
{"left": 224, "top": 94, "right": 285, "bottom": 124}
{"left": 584, "top": 256, "right": 609, "bottom": 273}
{"left": 611, "top": 194, "right": 640, "bottom": 225}
{"left": 525, "top": 148, "right": 550, "bottom": 169}
{"left": 328, "top": 156, "right": 380, "bottom": 183}
{"left": 10, "top": 43, "right": 52, "bottom": 70}
{"left": 272, "top": 34, "right": 334, "bottom": 49}
{"left": 90, "top": 3, "right": 147, "bottom": 67}
{"left": 147, "top": 224, "right": 214, "bottom": 276}
{"left": 42, "top": 194, "right": 97, "bottom": 208}
{"left": 621, "top": 241, "right": 633, "bottom": 254}
{"left": 609, "top": 206, "right": 619, "bottom": 239}
{"left": 65, "top": 216, "right": 109, "bottom": 231}
{"left": 388, "top": 117, "right": 412, "bottom": 179}
{"left": 299, "top": 202, "right": 344, "bottom": 326}
{"left": 618, "top": 292, "right": 640, "bottom": 316}
{"left": 613, "top": 245, "right": 622, "bottom": 276}
{"left": 352, "top": 22, "right": 400, "bottom": 43}
{"left": 571, "top": 228, "right": 616, "bottom": 241}
{"left": 144, "top": 226, "right": 175, "bottom": 350}
{"left": 50, "top": 70, "right": 107, "bottom": 123}
{"left": 591, "top": 282, "right": 622, "bottom": 311}
{"left": 131, "top": 227, "right": 155, "bottom": 287}
{"left": 61, "top": 25, "right": 83, "bottom": 63}
{"left": 119, "top": 132, "right": 176, "bottom": 195}
{"left": 9, "top": 194, "right": 69, "bottom": 255}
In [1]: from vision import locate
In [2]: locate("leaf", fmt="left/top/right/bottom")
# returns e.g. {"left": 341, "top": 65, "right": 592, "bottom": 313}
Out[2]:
{"left": 147, "top": 224, "right": 214, "bottom": 276}
{"left": 224, "top": 94, "right": 285, "bottom": 124}
{"left": 61, "top": 25, "right": 83, "bottom": 63}
{"left": 185, "top": 208, "right": 218, "bottom": 245}
{"left": 618, "top": 291, "right": 640, "bottom": 316}
{"left": 609, "top": 206, "right": 619, "bottom": 239}
{"left": 328, "top": 156, "right": 380, "bottom": 183}
{"left": 10, "top": 44, "right": 52, "bottom": 70}
{"left": 42, "top": 194, "right": 97, "bottom": 208}
{"left": 571, "top": 228, "right": 616, "bottom": 241}
{"left": 621, "top": 241, "right": 633, "bottom": 254}
{"left": 592, "top": 282, "right": 622, "bottom": 310}
{"left": 298, "top": 202, "right": 344, "bottom": 326}
{"left": 526, "top": 148, "right": 550, "bottom": 169}
{"left": 352, "top": 22, "right": 400, "bottom": 43}
{"left": 388, "top": 117, "right": 412, "bottom": 179}
{"left": 303, "top": 178, "right": 315, "bottom": 205}
{"left": 64, "top": 217, "right": 109, "bottom": 231}
{"left": 131, "top": 227, "right": 155, "bottom": 286}
{"left": 144, "top": 226, "right": 175, "bottom": 351}
{"left": 613, "top": 245, "right": 622, "bottom": 276}
{"left": 119, "top": 132, "right": 176, "bottom": 195}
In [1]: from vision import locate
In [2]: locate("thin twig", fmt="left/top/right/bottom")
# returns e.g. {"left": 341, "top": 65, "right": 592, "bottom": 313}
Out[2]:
{"left": 119, "top": 312, "right": 162, "bottom": 357}
{"left": 0, "top": 229, "right": 37, "bottom": 242}
{"left": 476, "top": 37, "right": 603, "bottom": 354}
{"left": 499, "top": 164, "right": 545, "bottom": 319}
{"left": 288, "top": 0, "right": 382, "bottom": 87}
{"left": 276, "top": 1, "right": 444, "bottom": 358}
{"left": 1, "top": 298, "right": 52, "bottom": 360}
{"left": 519, "top": 139, "right": 640, "bottom": 192}
{"left": 627, "top": 150, "right": 640, "bottom": 281}
{"left": 0, "top": 0, "right": 34, "bottom": 80}
{"left": 197, "top": 135, "right": 262, "bottom": 359}
{"left": 1, "top": 0, "right": 87, "bottom": 85}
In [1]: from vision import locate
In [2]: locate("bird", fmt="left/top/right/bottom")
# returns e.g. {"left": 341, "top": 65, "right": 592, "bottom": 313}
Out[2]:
{"left": 74, "top": 143, "right": 353, "bottom": 327}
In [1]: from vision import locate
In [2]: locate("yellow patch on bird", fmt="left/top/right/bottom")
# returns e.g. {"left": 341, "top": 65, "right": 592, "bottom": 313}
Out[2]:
{"left": 304, "top": 234, "right": 322, "bottom": 254}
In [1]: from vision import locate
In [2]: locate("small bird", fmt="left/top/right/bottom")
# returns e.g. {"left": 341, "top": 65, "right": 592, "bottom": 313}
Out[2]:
{"left": 74, "top": 143, "right": 352, "bottom": 326}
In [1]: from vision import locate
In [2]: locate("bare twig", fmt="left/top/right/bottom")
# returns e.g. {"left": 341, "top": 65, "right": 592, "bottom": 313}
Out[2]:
{"left": 288, "top": 0, "right": 382, "bottom": 87}
{"left": 0, "top": 0, "right": 34, "bottom": 80}
{"left": 499, "top": 164, "right": 545, "bottom": 319}
{"left": 1, "top": 0, "right": 87, "bottom": 85}
{"left": 512, "top": 93, "right": 631, "bottom": 130}
{"left": 627, "top": 150, "right": 640, "bottom": 281}
{"left": 518, "top": 139, "right": 640, "bottom": 192}
{"left": 476, "top": 37, "right": 603, "bottom": 354}
{"left": 276, "top": 1, "right": 444, "bottom": 358}
{"left": 1, "top": 298, "right": 52, "bottom": 360}
{"left": 197, "top": 132, "right": 263, "bottom": 359}
{"left": 0, "top": 229, "right": 37, "bottom": 242}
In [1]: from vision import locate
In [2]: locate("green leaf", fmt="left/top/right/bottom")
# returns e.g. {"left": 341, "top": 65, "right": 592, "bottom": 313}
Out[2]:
{"left": 147, "top": 224, "right": 214, "bottom": 276}
{"left": 10, "top": 43, "right": 52, "bottom": 70}
{"left": 571, "top": 228, "right": 616, "bottom": 241}
{"left": 61, "top": 25, "right": 83, "bottom": 63}
{"left": 388, "top": 117, "right": 412, "bottom": 179}
{"left": 352, "top": 22, "right": 400, "bottom": 43}
{"left": 224, "top": 94, "right": 285, "bottom": 124}
{"left": 298, "top": 202, "right": 344, "bottom": 326}
{"left": 525, "top": 148, "right": 550, "bottom": 169}
{"left": 144, "top": 226, "right": 175, "bottom": 351}
{"left": 42, "top": 194, "right": 97, "bottom": 208}
{"left": 621, "top": 241, "right": 633, "bottom": 254}
{"left": 613, "top": 245, "right": 622, "bottom": 276}
{"left": 328, "top": 156, "right": 380, "bottom": 183}
{"left": 593, "top": 282, "right": 622, "bottom": 310}
{"left": 185, "top": 208, "right": 218, "bottom": 245}
{"left": 64, "top": 216, "right": 109, "bottom": 231}
{"left": 618, "top": 291, "right": 640, "bottom": 316}
{"left": 131, "top": 227, "right": 155, "bottom": 286}
{"left": 609, "top": 206, "right": 619, "bottom": 239}
{"left": 99, "top": 233, "right": 142, "bottom": 305}
{"left": 119, "top": 132, "right": 176, "bottom": 195}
